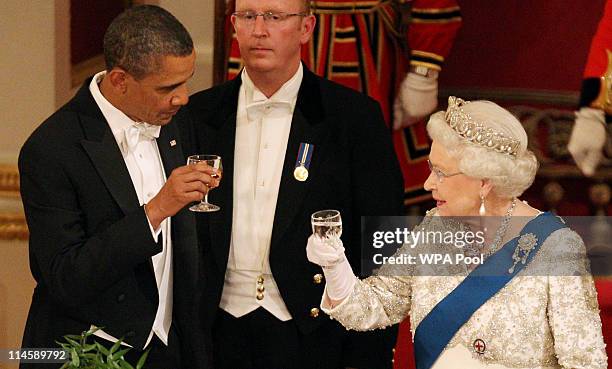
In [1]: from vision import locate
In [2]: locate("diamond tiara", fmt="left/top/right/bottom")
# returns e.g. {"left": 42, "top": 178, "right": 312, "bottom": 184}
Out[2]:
{"left": 444, "top": 96, "right": 521, "bottom": 157}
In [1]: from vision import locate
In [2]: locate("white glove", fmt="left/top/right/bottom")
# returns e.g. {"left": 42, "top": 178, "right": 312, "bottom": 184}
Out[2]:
{"left": 568, "top": 107, "right": 607, "bottom": 176}
{"left": 393, "top": 72, "right": 438, "bottom": 130}
{"left": 306, "top": 235, "right": 356, "bottom": 301}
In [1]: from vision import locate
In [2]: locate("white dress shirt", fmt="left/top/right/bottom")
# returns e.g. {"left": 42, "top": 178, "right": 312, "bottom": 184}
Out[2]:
{"left": 89, "top": 71, "right": 173, "bottom": 348}
{"left": 219, "top": 64, "right": 303, "bottom": 321}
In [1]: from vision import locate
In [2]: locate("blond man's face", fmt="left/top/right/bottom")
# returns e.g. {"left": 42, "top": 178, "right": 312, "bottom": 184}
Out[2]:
{"left": 232, "top": 0, "right": 314, "bottom": 76}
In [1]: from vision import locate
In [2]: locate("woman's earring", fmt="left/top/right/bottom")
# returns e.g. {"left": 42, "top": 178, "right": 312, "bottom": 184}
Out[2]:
{"left": 479, "top": 194, "right": 486, "bottom": 216}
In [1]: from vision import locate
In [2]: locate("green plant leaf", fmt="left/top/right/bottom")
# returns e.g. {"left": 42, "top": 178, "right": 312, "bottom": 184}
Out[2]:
{"left": 120, "top": 361, "right": 135, "bottom": 369}
{"left": 109, "top": 340, "right": 122, "bottom": 354}
{"left": 112, "top": 348, "right": 130, "bottom": 361}
{"left": 71, "top": 348, "right": 80, "bottom": 367}
{"left": 56, "top": 329, "right": 141, "bottom": 369}
{"left": 83, "top": 343, "right": 97, "bottom": 352}
{"left": 65, "top": 337, "right": 81, "bottom": 348}
{"left": 135, "top": 349, "right": 149, "bottom": 369}
{"left": 81, "top": 352, "right": 98, "bottom": 360}
{"left": 94, "top": 354, "right": 105, "bottom": 365}
{"left": 95, "top": 342, "right": 110, "bottom": 356}
{"left": 64, "top": 334, "right": 85, "bottom": 340}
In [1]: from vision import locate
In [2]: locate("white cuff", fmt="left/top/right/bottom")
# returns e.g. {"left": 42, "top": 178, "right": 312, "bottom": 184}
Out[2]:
{"left": 145, "top": 208, "right": 163, "bottom": 242}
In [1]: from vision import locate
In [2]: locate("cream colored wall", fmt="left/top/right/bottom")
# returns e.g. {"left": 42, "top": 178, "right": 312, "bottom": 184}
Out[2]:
{"left": 0, "top": 2, "right": 55, "bottom": 366}
{"left": 159, "top": 0, "right": 215, "bottom": 93}
{"left": 0, "top": 0, "right": 214, "bottom": 166}
{"left": 0, "top": 240, "right": 35, "bottom": 369}
{"left": 0, "top": 2, "right": 215, "bottom": 367}
{"left": 0, "top": 0, "right": 57, "bottom": 164}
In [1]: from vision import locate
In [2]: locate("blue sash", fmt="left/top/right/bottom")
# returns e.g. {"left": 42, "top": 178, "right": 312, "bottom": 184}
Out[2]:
{"left": 413, "top": 212, "right": 566, "bottom": 369}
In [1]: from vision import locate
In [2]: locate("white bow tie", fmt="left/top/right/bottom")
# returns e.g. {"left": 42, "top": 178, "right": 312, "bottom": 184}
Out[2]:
{"left": 246, "top": 100, "right": 292, "bottom": 121}
{"left": 122, "top": 123, "right": 161, "bottom": 152}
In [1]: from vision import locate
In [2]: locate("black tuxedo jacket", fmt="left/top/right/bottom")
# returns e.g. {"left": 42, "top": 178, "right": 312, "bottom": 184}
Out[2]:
{"left": 18, "top": 81, "right": 207, "bottom": 368}
{"left": 182, "top": 67, "right": 405, "bottom": 367}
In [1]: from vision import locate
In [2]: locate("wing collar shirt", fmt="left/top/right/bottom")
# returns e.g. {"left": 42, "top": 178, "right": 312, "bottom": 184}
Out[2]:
{"left": 89, "top": 71, "right": 173, "bottom": 348}
{"left": 219, "top": 64, "right": 303, "bottom": 321}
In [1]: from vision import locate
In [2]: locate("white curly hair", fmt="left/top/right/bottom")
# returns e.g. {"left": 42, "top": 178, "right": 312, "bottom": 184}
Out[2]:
{"left": 426, "top": 99, "right": 538, "bottom": 198}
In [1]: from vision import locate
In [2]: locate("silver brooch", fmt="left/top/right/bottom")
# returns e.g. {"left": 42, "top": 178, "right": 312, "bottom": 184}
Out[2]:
{"left": 508, "top": 233, "right": 538, "bottom": 274}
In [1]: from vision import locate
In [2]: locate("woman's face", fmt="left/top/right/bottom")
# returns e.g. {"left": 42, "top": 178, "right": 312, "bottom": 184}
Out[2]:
{"left": 424, "top": 140, "right": 483, "bottom": 216}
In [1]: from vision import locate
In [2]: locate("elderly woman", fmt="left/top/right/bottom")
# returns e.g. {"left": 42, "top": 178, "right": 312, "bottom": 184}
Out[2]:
{"left": 307, "top": 97, "right": 607, "bottom": 369}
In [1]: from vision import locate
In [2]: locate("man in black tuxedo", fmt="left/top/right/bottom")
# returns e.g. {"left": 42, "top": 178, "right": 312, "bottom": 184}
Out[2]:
{"left": 18, "top": 6, "right": 214, "bottom": 369}
{"left": 182, "top": 0, "right": 404, "bottom": 368}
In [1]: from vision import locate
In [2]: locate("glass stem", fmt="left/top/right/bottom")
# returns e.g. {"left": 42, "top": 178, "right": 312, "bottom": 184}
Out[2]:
{"left": 203, "top": 192, "right": 209, "bottom": 204}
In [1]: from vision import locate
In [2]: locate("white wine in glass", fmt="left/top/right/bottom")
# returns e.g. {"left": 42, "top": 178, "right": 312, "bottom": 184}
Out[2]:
{"left": 311, "top": 209, "right": 342, "bottom": 248}
{"left": 187, "top": 154, "right": 222, "bottom": 212}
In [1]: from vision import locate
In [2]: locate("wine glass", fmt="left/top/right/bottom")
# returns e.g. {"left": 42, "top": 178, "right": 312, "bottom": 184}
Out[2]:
{"left": 187, "top": 154, "right": 222, "bottom": 212}
{"left": 311, "top": 209, "right": 343, "bottom": 250}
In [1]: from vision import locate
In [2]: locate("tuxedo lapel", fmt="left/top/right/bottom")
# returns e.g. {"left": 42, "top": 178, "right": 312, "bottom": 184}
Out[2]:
{"left": 157, "top": 123, "right": 183, "bottom": 177}
{"left": 205, "top": 79, "right": 240, "bottom": 270}
{"left": 157, "top": 118, "right": 199, "bottom": 291}
{"left": 81, "top": 132, "right": 141, "bottom": 215}
{"left": 75, "top": 84, "right": 141, "bottom": 215}
{"left": 270, "top": 68, "right": 327, "bottom": 251}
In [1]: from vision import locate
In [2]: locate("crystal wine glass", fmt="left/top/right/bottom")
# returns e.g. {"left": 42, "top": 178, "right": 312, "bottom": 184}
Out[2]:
{"left": 187, "top": 154, "right": 222, "bottom": 212}
{"left": 311, "top": 209, "right": 343, "bottom": 250}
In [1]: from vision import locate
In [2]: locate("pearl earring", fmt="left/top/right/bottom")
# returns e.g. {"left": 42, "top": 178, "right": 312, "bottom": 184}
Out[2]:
{"left": 479, "top": 194, "right": 486, "bottom": 216}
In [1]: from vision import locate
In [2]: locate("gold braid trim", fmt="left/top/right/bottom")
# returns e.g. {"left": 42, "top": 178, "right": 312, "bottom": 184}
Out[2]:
{"left": 591, "top": 49, "right": 612, "bottom": 115}
{"left": 0, "top": 165, "right": 27, "bottom": 240}
{"left": 310, "top": 0, "right": 390, "bottom": 14}
{"left": 0, "top": 212, "right": 28, "bottom": 241}
{"left": 0, "top": 165, "right": 19, "bottom": 194}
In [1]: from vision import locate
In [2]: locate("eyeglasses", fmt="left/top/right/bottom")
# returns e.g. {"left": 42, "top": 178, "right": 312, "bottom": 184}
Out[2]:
{"left": 232, "top": 11, "right": 307, "bottom": 26}
{"left": 427, "top": 160, "right": 462, "bottom": 183}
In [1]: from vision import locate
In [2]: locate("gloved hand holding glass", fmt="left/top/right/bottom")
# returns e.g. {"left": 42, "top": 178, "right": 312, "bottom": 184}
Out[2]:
{"left": 307, "top": 210, "right": 356, "bottom": 303}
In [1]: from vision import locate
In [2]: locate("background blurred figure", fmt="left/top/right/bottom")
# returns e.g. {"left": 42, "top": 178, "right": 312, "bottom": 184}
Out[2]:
{"left": 569, "top": 0, "right": 612, "bottom": 176}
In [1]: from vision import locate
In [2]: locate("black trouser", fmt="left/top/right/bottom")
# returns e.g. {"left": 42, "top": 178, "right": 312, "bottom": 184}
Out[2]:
{"left": 213, "top": 308, "right": 346, "bottom": 369}
{"left": 212, "top": 308, "right": 396, "bottom": 369}
{"left": 123, "top": 328, "right": 182, "bottom": 369}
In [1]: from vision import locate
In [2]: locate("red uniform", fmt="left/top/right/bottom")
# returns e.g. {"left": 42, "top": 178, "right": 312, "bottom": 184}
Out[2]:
{"left": 582, "top": 3, "right": 612, "bottom": 367}
{"left": 584, "top": 0, "right": 612, "bottom": 79}
{"left": 580, "top": 0, "right": 612, "bottom": 112}
{"left": 226, "top": 0, "right": 462, "bottom": 206}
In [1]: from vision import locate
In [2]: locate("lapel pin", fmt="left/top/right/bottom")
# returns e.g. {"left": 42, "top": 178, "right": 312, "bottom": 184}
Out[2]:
{"left": 170, "top": 140, "right": 177, "bottom": 147}
{"left": 294, "top": 142, "right": 314, "bottom": 182}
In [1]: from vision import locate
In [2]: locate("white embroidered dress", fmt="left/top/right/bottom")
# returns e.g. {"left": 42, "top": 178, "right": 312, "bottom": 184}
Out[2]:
{"left": 322, "top": 211, "right": 608, "bottom": 369}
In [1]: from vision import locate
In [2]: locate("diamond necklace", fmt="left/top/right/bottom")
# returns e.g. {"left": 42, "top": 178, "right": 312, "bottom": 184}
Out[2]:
{"left": 464, "top": 198, "right": 518, "bottom": 259}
